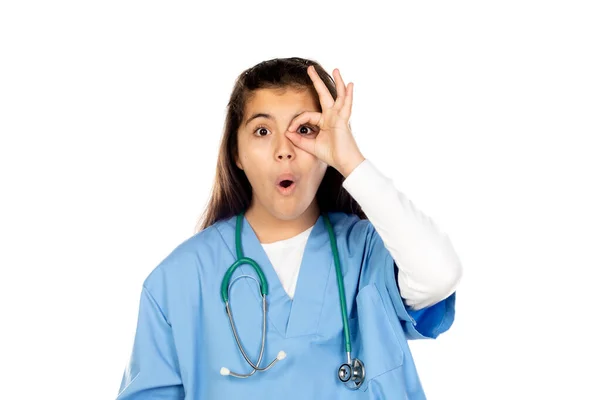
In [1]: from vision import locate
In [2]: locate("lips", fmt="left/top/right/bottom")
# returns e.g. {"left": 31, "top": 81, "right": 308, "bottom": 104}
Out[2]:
{"left": 275, "top": 172, "right": 298, "bottom": 195}
{"left": 275, "top": 173, "right": 297, "bottom": 187}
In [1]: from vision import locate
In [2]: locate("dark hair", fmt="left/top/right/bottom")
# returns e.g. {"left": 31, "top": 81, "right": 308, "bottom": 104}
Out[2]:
{"left": 195, "top": 57, "right": 366, "bottom": 233}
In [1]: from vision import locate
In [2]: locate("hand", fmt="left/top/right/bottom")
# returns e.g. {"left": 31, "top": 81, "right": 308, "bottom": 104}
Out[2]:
{"left": 285, "top": 65, "right": 365, "bottom": 177}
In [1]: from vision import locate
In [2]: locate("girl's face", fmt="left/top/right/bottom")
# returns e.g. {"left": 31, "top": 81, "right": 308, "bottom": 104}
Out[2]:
{"left": 236, "top": 87, "right": 328, "bottom": 221}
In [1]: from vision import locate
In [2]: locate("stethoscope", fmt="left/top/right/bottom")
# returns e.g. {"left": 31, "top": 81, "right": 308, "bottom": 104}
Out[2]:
{"left": 219, "top": 211, "right": 366, "bottom": 390}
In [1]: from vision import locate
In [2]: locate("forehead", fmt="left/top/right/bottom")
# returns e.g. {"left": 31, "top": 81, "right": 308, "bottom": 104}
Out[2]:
{"left": 244, "top": 87, "right": 320, "bottom": 116}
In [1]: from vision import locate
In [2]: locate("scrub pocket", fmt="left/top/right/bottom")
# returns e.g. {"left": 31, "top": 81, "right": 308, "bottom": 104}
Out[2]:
{"left": 350, "top": 283, "right": 405, "bottom": 391}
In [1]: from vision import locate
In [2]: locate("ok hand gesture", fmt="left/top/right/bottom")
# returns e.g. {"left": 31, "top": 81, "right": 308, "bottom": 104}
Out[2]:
{"left": 285, "top": 66, "right": 365, "bottom": 177}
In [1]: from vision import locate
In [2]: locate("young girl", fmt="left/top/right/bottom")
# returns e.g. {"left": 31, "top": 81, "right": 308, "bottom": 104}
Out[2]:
{"left": 116, "top": 57, "right": 463, "bottom": 399}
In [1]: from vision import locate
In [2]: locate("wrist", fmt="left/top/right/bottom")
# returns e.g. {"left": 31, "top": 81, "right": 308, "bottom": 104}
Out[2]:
{"left": 338, "top": 153, "right": 366, "bottom": 178}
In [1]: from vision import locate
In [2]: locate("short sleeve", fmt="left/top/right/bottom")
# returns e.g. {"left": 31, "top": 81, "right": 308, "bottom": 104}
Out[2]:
{"left": 116, "top": 285, "right": 184, "bottom": 399}
{"left": 386, "top": 252, "right": 456, "bottom": 340}
{"left": 363, "top": 223, "right": 456, "bottom": 341}
{"left": 395, "top": 264, "right": 456, "bottom": 339}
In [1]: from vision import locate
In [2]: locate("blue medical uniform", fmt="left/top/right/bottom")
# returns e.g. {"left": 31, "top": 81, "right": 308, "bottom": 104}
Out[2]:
{"left": 116, "top": 211, "right": 456, "bottom": 399}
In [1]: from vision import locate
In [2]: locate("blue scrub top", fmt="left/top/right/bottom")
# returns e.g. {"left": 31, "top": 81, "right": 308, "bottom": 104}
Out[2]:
{"left": 116, "top": 212, "right": 456, "bottom": 399}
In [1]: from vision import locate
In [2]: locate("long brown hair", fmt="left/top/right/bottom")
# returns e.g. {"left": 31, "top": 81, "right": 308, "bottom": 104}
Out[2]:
{"left": 195, "top": 57, "right": 366, "bottom": 233}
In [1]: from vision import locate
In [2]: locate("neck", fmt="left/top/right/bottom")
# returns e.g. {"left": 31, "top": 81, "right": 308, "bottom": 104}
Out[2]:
{"left": 245, "top": 200, "right": 320, "bottom": 244}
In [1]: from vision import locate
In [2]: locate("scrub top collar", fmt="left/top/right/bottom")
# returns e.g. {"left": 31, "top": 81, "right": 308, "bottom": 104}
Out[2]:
{"left": 214, "top": 213, "right": 337, "bottom": 338}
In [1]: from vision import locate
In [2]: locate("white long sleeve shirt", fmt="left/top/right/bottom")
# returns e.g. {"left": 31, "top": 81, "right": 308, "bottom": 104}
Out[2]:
{"left": 261, "top": 159, "right": 463, "bottom": 311}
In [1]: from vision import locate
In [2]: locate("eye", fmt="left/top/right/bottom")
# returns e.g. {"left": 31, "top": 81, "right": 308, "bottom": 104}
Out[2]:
{"left": 253, "top": 125, "right": 270, "bottom": 137}
{"left": 297, "top": 125, "right": 317, "bottom": 135}
{"left": 252, "top": 124, "right": 317, "bottom": 137}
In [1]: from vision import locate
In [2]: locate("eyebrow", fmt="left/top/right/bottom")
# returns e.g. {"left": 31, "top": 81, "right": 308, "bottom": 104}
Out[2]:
{"left": 244, "top": 111, "right": 305, "bottom": 127}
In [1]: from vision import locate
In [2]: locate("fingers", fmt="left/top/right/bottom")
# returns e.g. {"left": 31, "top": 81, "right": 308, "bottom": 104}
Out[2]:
{"left": 307, "top": 65, "right": 335, "bottom": 110}
{"left": 332, "top": 68, "right": 346, "bottom": 111}
{"left": 287, "top": 111, "right": 322, "bottom": 134}
{"left": 307, "top": 66, "right": 351, "bottom": 116}
{"left": 285, "top": 129, "right": 317, "bottom": 157}
{"left": 341, "top": 82, "right": 353, "bottom": 120}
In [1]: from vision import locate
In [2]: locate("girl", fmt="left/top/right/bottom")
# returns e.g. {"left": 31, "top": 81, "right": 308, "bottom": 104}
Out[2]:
{"left": 116, "top": 57, "right": 463, "bottom": 399}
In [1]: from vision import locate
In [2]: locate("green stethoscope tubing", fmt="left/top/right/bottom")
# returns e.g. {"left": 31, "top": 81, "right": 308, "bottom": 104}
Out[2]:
{"left": 322, "top": 211, "right": 352, "bottom": 355}
{"left": 220, "top": 211, "right": 352, "bottom": 355}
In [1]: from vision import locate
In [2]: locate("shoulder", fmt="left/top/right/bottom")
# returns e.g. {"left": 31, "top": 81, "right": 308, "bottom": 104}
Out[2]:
{"left": 328, "top": 211, "right": 368, "bottom": 231}
{"left": 143, "top": 216, "right": 234, "bottom": 292}
{"left": 326, "top": 211, "right": 378, "bottom": 252}
{"left": 328, "top": 211, "right": 376, "bottom": 237}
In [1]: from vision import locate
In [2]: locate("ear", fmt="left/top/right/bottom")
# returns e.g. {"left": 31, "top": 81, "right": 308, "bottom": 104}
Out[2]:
{"left": 235, "top": 154, "right": 243, "bottom": 170}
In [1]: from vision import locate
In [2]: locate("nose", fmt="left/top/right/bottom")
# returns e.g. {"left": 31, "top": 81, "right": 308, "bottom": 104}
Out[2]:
{"left": 275, "top": 132, "right": 295, "bottom": 161}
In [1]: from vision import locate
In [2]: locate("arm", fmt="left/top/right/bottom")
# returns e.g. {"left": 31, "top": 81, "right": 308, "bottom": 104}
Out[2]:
{"left": 342, "top": 159, "right": 463, "bottom": 310}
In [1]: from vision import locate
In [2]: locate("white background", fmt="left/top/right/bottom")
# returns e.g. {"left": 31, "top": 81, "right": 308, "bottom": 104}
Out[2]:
{"left": 1, "top": 1, "right": 599, "bottom": 399}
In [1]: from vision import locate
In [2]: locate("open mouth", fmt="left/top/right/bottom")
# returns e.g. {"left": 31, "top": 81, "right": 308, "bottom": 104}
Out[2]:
{"left": 276, "top": 179, "right": 296, "bottom": 194}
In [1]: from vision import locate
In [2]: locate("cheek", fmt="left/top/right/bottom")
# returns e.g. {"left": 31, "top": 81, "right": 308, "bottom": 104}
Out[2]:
{"left": 239, "top": 155, "right": 269, "bottom": 188}
{"left": 237, "top": 142, "right": 260, "bottom": 170}
{"left": 305, "top": 159, "right": 328, "bottom": 186}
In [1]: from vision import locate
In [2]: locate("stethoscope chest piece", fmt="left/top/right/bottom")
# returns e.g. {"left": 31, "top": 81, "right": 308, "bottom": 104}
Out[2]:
{"left": 338, "top": 358, "right": 366, "bottom": 390}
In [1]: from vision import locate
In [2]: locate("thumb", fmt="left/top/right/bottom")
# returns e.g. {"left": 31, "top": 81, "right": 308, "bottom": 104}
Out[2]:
{"left": 285, "top": 130, "right": 316, "bottom": 156}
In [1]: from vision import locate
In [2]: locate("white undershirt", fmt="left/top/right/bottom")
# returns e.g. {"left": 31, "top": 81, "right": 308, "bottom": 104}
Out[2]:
{"left": 261, "top": 159, "right": 463, "bottom": 311}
